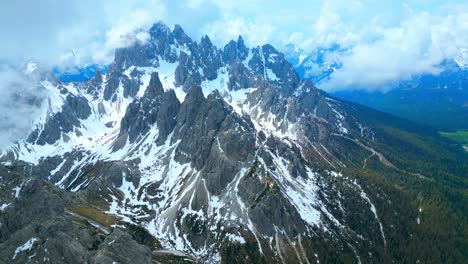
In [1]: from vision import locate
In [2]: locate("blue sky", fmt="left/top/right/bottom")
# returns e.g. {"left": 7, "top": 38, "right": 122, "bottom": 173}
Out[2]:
{"left": 0, "top": 0, "right": 467, "bottom": 89}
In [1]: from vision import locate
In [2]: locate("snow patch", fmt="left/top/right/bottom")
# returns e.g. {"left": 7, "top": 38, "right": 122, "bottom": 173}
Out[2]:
{"left": 13, "top": 238, "right": 39, "bottom": 260}
{"left": 0, "top": 203, "right": 11, "bottom": 211}
{"left": 266, "top": 68, "right": 279, "bottom": 81}
{"left": 358, "top": 187, "right": 386, "bottom": 247}
{"left": 225, "top": 233, "right": 246, "bottom": 244}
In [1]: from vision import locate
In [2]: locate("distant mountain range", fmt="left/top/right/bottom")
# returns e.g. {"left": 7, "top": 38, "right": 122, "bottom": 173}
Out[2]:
{"left": 285, "top": 45, "right": 468, "bottom": 131}
{"left": 284, "top": 43, "right": 343, "bottom": 85}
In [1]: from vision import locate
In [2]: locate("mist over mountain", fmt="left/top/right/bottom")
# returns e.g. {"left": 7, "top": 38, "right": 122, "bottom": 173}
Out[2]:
{"left": 0, "top": 63, "right": 56, "bottom": 150}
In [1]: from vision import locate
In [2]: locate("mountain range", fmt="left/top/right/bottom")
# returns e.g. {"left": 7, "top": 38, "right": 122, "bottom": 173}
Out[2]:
{"left": 0, "top": 22, "right": 467, "bottom": 263}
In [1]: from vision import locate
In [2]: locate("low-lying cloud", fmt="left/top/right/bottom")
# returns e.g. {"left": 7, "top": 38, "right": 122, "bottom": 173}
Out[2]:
{"left": 319, "top": 10, "right": 468, "bottom": 92}
{"left": 0, "top": 0, "right": 167, "bottom": 68}
{"left": 0, "top": 65, "right": 49, "bottom": 150}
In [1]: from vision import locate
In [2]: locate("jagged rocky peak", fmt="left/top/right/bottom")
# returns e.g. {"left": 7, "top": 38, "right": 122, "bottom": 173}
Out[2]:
{"left": 85, "top": 69, "right": 103, "bottom": 96}
{"left": 179, "top": 84, "right": 206, "bottom": 113}
{"left": 200, "top": 34, "right": 213, "bottom": 48}
{"left": 149, "top": 20, "right": 172, "bottom": 37}
{"left": 172, "top": 24, "right": 192, "bottom": 45}
{"left": 243, "top": 44, "right": 299, "bottom": 95}
{"left": 119, "top": 72, "right": 180, "bottom": 145}
{"left": 27, "top": 93, "right": 91, "bottom": 146}
{"left": 145, "top": 72, "right": 164, "bottom": 97}
{"left": 104, "top": 21, "right": 307, "bottom": 99}
{"left": 222, "top": 35, "right": 249, "bottom": 64}
{"left": 173, "top": 84, "right": 205, "bottom": 134}
{"left": 92, "top": 68, "right": 103, "bottom": 80}
{"left": 236, "top": 35, "right": 248, "bottom": 52}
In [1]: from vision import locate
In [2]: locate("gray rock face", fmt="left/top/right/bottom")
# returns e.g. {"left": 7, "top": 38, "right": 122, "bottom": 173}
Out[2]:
{"left": 120, "top": 72, "right": 180, "bottom": 144}
{"left": 175, "top": 90, "right": 231, "bottom": 169}
{"left": 175, "top": 51, "right": 203, "bottom": 92}
{"left": 104, "top": 64, "right": 148, "bottom": 102}
{"left": 227, "top": 62, "right": 261, "bottom": 90}
{"left": 103, "top": 22, "right": 183, "bottom": 102}
{"left": 248, "top": 44, "right": 300, "bottom": 95}
{"left": 86, "top": 69, "right": 103, "bottom": 99}
{"left": 173, "top": 84, "right": 206, "bottom": 138}
{"left": 223, "top": 36, "right": 249, "bottom": 64}
{"left": 174, "top": 89, "right": 257, "bottom": 193}
{"left": 92, "top": 229, "right": 153, "bottom": 264}
{"left": 28, "top": 94, "right": 91, "bottom": 145}
{"left": 0, "top": 165, "right": 156, "bottom": 264}
{"left": 103, "top": 66, "right": 121, "bottom": 101}
{"left": 121, "top": 81, "right": 259, "bottom": 194}
{"left": 173, "top": 24, "right": 193, "bottom": 46}
{"left": 173, "top": 36, "right": 224, "bottom": 92}
{"left": 198, "top": 36, "right": 223, "bottom": 81}
{"left": 149, "top": 22, "right": 179, "bottom": 63}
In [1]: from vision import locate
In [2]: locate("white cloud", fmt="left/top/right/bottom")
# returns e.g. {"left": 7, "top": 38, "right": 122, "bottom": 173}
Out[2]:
{"left": 203, "top": 17, "right": 275, "bottom": 46}
{"left": 320, "top": 10, "right": 468, "bottom": 91}
{"left": 0, "top": 0, "right": 167, "bottom": 67}
{"left": 0, "top": 65, "right": 49, "bottom": 150}
{"left": 92, "top": 9, "right": 161, "bottom": 63}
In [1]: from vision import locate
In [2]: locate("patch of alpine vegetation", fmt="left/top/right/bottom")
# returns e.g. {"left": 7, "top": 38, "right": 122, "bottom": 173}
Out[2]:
{"left": 1, "top": 22, "right": 467, "bottom": 263}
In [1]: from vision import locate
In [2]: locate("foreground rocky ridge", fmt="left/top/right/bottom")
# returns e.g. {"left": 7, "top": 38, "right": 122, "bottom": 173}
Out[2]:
{"left": 1, "top": 22, "right": 467, "bottom": 263}
{"left": 0, "top": 163, "right": 198, "bottom": 263}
